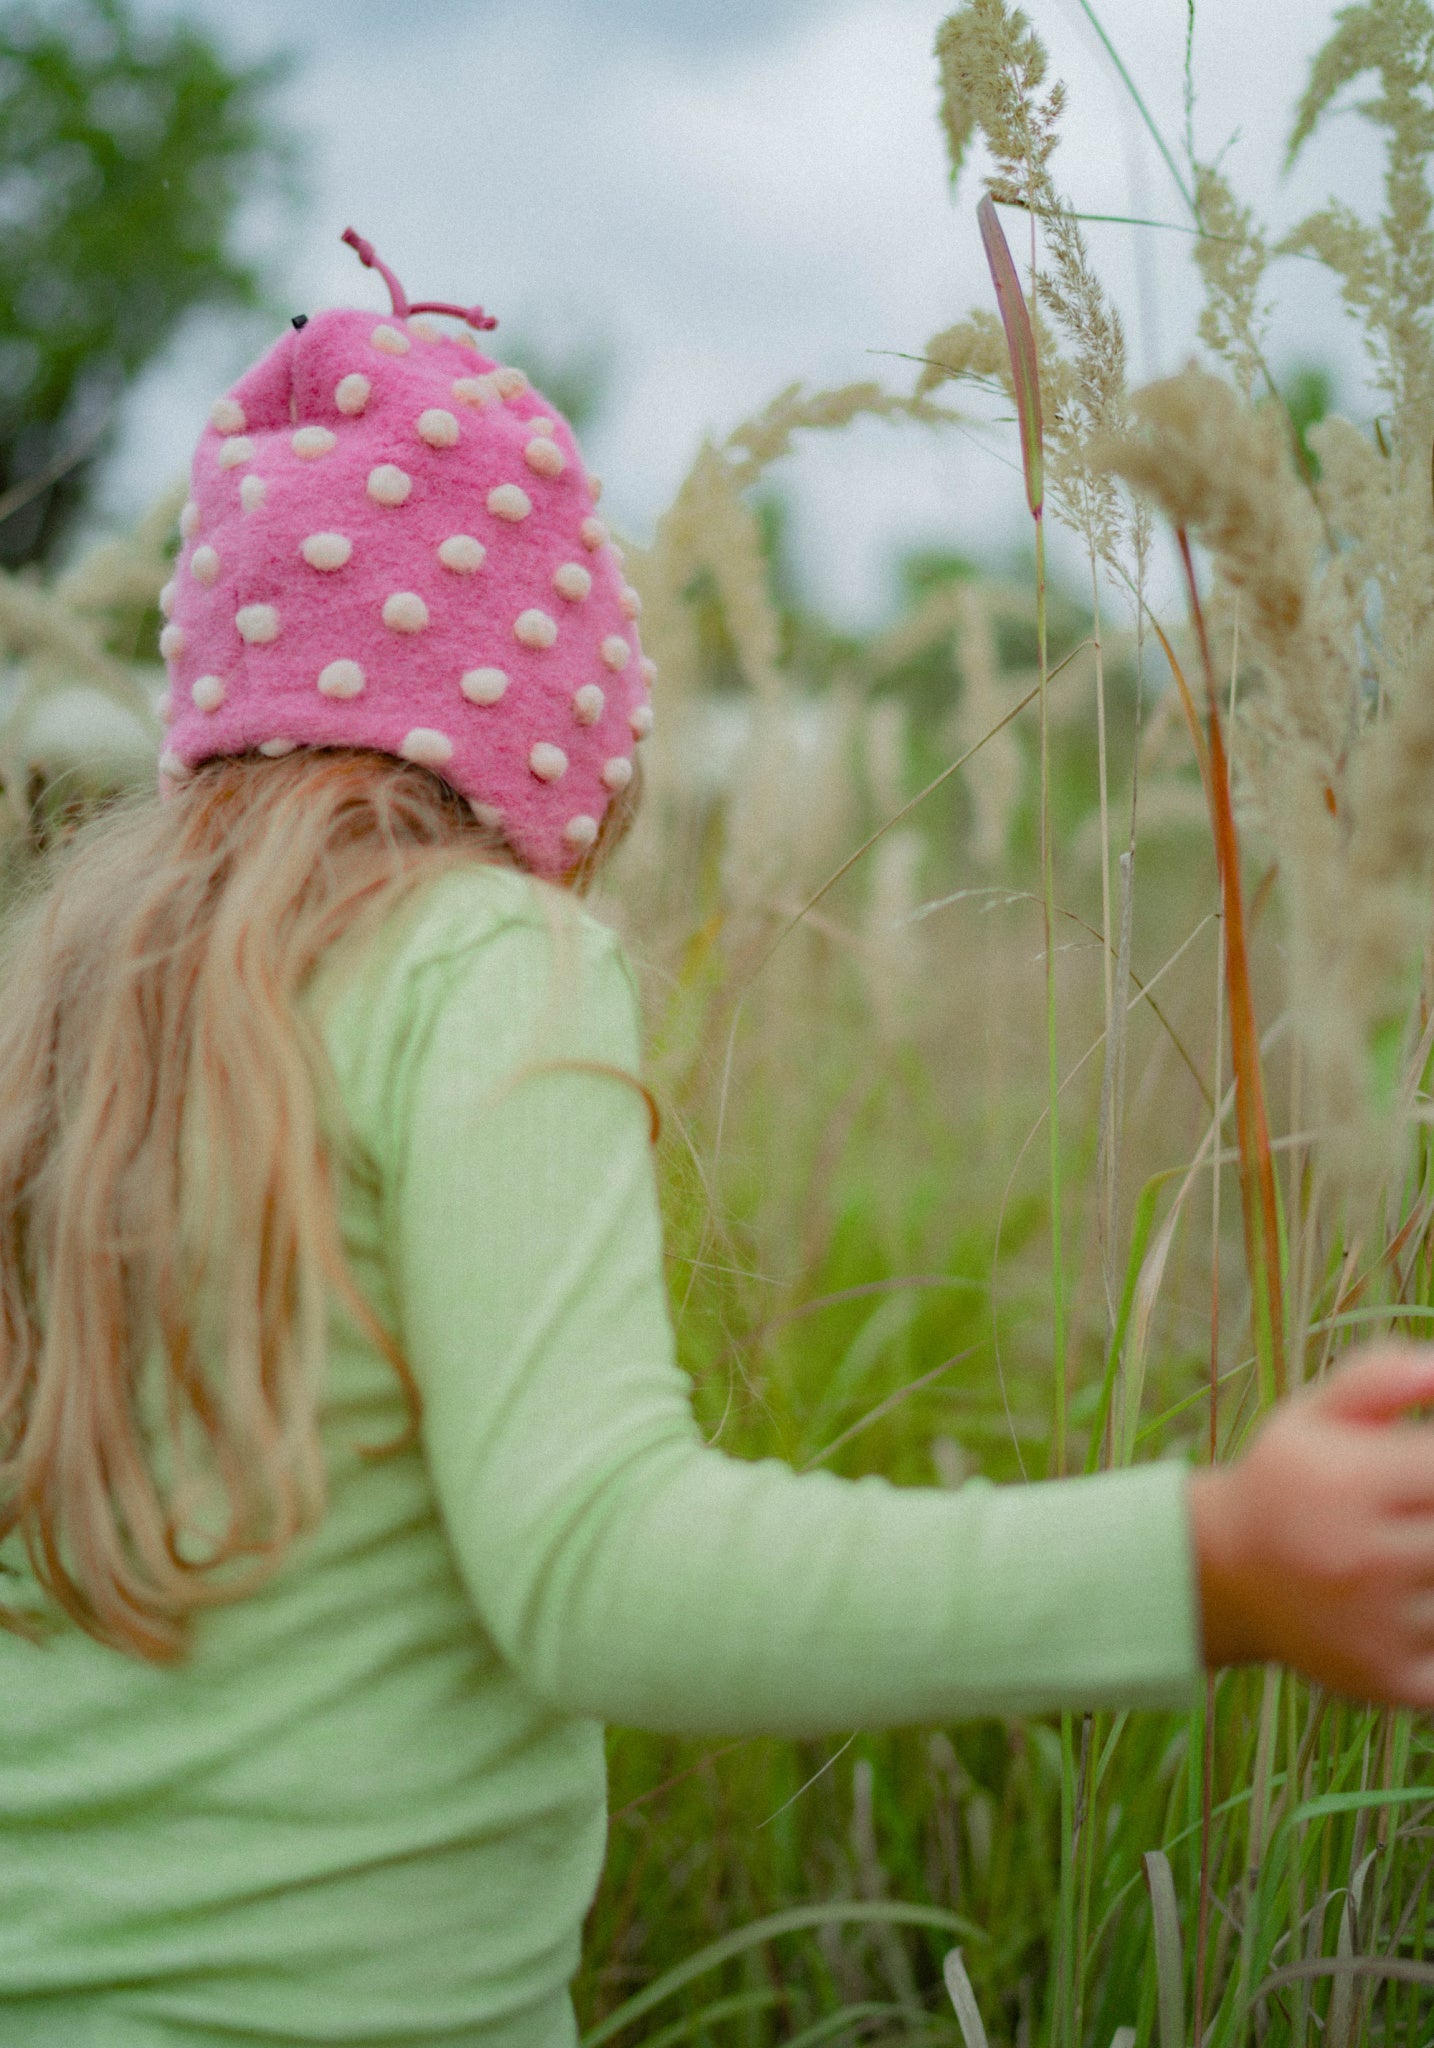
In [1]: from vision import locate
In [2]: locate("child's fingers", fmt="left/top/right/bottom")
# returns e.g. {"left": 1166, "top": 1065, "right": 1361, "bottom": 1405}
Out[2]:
{"left": 1361, "top": 1432, "right": 1434, "bottom": 1510}
{"left": 1392, "top": 1651, "right": 1434, "bottom": 1710}
{"left": 1309, "top": 1344, "right": 1434, "bottom": 1425}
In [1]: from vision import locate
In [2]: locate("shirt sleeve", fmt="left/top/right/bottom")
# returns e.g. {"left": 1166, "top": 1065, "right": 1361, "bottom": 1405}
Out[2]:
{"left": 386, "top": 903, "right": 1202, "bottom": 1738}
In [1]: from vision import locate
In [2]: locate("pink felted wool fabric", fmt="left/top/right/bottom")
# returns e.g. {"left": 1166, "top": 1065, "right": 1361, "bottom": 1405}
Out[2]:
{"left": 159, "top": 273, "right": 652, "bottom": 879}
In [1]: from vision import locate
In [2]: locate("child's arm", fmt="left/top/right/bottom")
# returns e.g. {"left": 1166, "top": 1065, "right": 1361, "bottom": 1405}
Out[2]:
{"left": 1191, "top": 1346, "right": 1434, "bottom": 1705}
{"left": 375, "top": 902, "right": 1198, "bottom": 1735}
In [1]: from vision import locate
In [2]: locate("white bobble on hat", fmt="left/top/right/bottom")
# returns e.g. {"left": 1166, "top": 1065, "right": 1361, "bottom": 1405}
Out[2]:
{"left": 190, "top": 545, "right": 220, "bottom": 585}
{"left": 218, "top": 438, "right": 253, "bottom": 469}
{"left": 461, "top": 667, "right": 508, "bottom": 704}
{"left": 211, "top": 397, "right": 246, "bottom": 434}
{"left": 382, "top": 591, "right": 429, "bottom": 633}
{"left": 514, "top": 608, "right": 557, "bottom": 649}
{"left": 293, "top": 425, "right": 337, "bottom": 459}
{"left": 368, "top": 464, "right": 412, "bottom": 506}
{"left": 572, "top": 685, "right": 604, "bottom": 725}
{"left": 235, "top": 604, "right": 280, "bottom": 644}
{"left": 418, "top": 408, "right": 460, "bottom": 448}
{"left": 564, "top": 814, "right": 599, "bottom": 848}
{"left": 529, "top": 742, "right": 568, "bottom": 782}
{"left": 524, "top": 437, "right": 564, "bottom": 478}
{"left": 553, "top": 562, "right": 592, "bottom": 601}
{"left": 240, "top": 474, "right": 267, "bottom": 511}
{"left": 601, "top": 635, "right": 631, "bottom": 671}
{"left": 438, "top": 534, "right": 485, "bottom": 573}
{"left": 192, "top": 674, "right": 226, "bottom": 712}
{"left": 401, "top": 728, "right": 455, "bottom": 767}
{"left": 372, "top": 323, "right": 410, "bottom": 354}
{"left": 179, "top": 500, "right": 200, "bottom": 539}
{"left": 335, "top": 372, "right": 371, "bottom": 414}
{"left": 487, "top": 483, "right": 531, "bottom": 522}
{"left": 318, "top": 659, "right": 366, "bottom": 699}
{"left": 302, "top": 532, "right": 353, "bottom": 571}
{"left": 602, "top": 756, "right": 634, "bottom": 792}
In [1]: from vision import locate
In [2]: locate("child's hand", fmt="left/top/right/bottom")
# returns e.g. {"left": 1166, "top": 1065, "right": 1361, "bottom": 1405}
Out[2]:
{"left": 1189, "top": 1344, "right": 1434, "bottom": 1705}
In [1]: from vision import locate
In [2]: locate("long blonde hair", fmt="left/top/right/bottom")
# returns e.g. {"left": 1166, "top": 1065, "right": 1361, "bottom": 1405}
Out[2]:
{"left": 0, "top": 748, "right": 560, "bottom": 1663}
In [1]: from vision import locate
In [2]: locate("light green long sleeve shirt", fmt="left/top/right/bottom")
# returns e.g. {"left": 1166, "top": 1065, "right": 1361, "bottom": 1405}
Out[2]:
{"left": 0, "top": 864, "right": 1201, "bottom": 2047}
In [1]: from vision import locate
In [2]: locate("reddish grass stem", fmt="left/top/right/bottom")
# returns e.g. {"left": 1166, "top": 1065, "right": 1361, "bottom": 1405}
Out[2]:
{"left": 1176, "top": 530, "right": 1286, "bottom": 1404}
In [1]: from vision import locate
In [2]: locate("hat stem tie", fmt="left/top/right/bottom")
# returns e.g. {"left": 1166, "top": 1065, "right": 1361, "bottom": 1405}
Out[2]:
{"left": 341, "top": 228, "right": 498, "bottom": 331}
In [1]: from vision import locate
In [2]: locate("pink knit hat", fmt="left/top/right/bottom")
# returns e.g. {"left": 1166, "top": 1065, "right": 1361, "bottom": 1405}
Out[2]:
{"left": 157, "top": 231, "right": 653, "bottom": 879}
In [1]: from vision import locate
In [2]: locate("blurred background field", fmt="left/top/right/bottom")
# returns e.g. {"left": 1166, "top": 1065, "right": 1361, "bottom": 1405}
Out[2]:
{"left": 7, "top": 0, "right": 1434, "bottom": 2044}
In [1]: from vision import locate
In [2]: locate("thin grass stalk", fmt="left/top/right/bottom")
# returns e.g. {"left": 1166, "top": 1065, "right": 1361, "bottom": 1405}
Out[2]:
{"left": 1050, "top": 1705, "right": 1078, "bottom": 2048}
{"left": 1091, "top": 550, "right": 1119, "bottom": 1330}
{"left": 975, "top": 193, "right": 1067, "bottom": 1476}
{"left": 1183, "top": 0, "right": 1197, "bottom": 175}
{"left": 1194, "top": 1675, "right": 1217, "bottom": 2046}
{"left": 1036, "top": 508, "right": 1067, "bottom": 1474}
{"left": 1071, "top": 0, "right": 1197, "bottom": 216}
{"left": 1195, "top": 598, "right": 1238, "bottom": 2048}
{"left": 1176, "top": 531, "right": 1286, "bottom": 1403}
{"left": 1072, "top": 1709, "right": 1103, "bottom": 2048}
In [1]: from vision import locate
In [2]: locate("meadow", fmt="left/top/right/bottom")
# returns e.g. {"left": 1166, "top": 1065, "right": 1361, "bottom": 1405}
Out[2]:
{"left": 5, "top": 1, "right": 1434, "bottom": 2042}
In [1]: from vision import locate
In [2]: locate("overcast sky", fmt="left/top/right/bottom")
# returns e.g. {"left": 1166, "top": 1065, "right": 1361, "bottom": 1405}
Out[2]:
{"left": 110, "top": 0, "right": 1384, "bottom": 625}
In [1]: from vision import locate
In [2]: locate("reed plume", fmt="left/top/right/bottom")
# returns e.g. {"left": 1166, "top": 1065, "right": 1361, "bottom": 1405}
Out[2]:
{"left": 1101, "top": 370, "right": 1354, "bottom": 774}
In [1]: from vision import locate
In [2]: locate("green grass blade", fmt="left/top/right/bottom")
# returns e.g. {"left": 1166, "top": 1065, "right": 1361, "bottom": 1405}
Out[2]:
{"left": 579, "top": 1903, "right": 979, "bottom": 2048}
{"left": 1142, "top": 1850, "right": 1187, "bottom": 2048}
{"left": 640, "top": 1990, "right": 780, "bottom": 2048}
{"left": 1071, "top": 0, "right": 1197, "bottom": 216}
{"left": 1285, "top": 1785, "right": 1434, "bottom": 1828}
{"left": 1084, "top": 1170, "right": 1175, "bottom": 1472}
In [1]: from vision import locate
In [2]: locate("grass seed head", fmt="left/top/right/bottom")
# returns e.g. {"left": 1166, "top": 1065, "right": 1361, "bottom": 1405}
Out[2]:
{"left": 1099, "top": 368, "right": 1353, "bottom": 767}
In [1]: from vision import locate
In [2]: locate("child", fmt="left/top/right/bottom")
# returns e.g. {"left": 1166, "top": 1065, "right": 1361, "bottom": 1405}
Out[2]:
{"left": 3, "top": 235, "right": 1434, "bottom": 2048}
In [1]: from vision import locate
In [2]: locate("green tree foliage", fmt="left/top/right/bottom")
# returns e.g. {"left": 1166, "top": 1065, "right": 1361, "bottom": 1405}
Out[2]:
{"left": 0, "top": 0, "right": 294, "bottom": 566}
